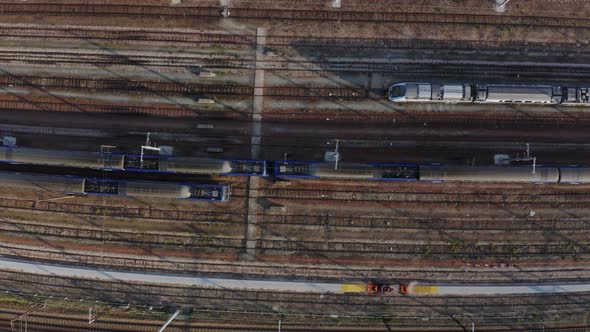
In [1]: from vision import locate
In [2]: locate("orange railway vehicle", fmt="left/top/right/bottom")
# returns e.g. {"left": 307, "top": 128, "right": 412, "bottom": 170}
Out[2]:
{"left": 367, "top": 282, "right": 395, "bottom": 294}
{"left": 399, "top": 284, "right": 409, "bottom": 295}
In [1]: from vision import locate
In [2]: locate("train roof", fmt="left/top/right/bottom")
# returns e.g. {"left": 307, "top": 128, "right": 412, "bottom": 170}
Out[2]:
{"left": 0, "top": 146, "right": 125, "bottom": 169}
{"left": 402, "top": 83, "right": 432, "bottom": 100}
{"left": 309, "top": 162, "right": 375, "bottom": 179}
{"left": 160, "top": 157, "right": 232, "bottom": 174}
{"left": 118, "top": 181, "right": 192, "bottom": 199}
{"left": 0, "top": 172, "right": 85, "bottom": 193}
{"left": 419, "top": 165, "right": 560, "bottom": 183}
{"left": 482, "top": 85, "right": 555, "bottom": 102}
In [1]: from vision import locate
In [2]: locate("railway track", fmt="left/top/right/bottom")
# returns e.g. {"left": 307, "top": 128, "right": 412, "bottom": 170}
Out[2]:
{"left": 262, "top": 214, "right": 590, "bottom": 232}
{"left": 3, "top": 185, "right": 590, "bottom": 225}
{"left": 3, "top": 296, "right": 586, "bottom": 332}
{"left": 0, "top": 97, "right": 252, "bottom": 120}
{"left": 0, "top": 74, "right": 369, "bottom": 99}
{"left": 263, "top": 110, "right": 590, "bottom": 129}
{"left": 0, "top": 197, "right": 243, "bottom": 222}
{"left": 4, "top": 93, "right": 590, "bottom": 128}
{"left": 5, "top": 239, "right": 590, "bottom": 281}
{"left": 2, "top": 216, "right": 589, "bottom": 265}
{"left": 6, "top": 49, "right": 590, "bottom": 79}
{"left": 0, "top": 24, "right": 587, "bottom": 55}
{"left": 2, "top": 268, "right": 590, "bottom": 329}
{"left": 0, "top": 50, "right": 255, "bottom": 68}
{"left": 257, "top": 240, "right": 590, "bottom": 260}
{"left": 0, "top": 24, "right": 256, "bottom": 45}
{"left": 0, "top": 4, "right": 589, "bottom": 29}
{"left": 0, "top": 219, "right": 243, "bottom": 251}
{"left": 0, "top": 312, "right": 368, "bottom": 332}
{"left": 260, "top": 188, "right": 590, "bottom": 209}
{"left": 1, "top": 214, "right": 588, "bottom": 263}
{"left": 2, "top": 190, "right": 589, "bottom": 263}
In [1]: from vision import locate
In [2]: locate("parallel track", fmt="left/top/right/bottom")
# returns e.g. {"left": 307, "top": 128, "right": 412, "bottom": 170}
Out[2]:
{"left": 3, "top": 94, "right": 590, "bottom": 128}
{"left": 0, "top": 74, "right": 369, "bottom": 99}
{"left": 0, "top": 219, "right": 243, "bottom": 251}
{"left": 0, "top": 197, "right": 239, "bottom": 222}
{"left": 260, "top": 188, "right": 590, "bottom": 209}
{"left": 4, "top": 241, "right": 590, "bottom": 281}
{"left": 0, "top": 4, "right": 589, "bottom": 29}
{"left": 1, "top": 195, "right": 590, "bottom": 261}
{"left": 262, "top": 214, "right": 590, "bottom": 232}
{"left": 4, "top": 49, "right": 590, "bottom": 77}
{"left": 0, "top": 24, "right": 586, "bottom": 54}
{"left": 1, "top": 268, "right": 590, "bottom": 330}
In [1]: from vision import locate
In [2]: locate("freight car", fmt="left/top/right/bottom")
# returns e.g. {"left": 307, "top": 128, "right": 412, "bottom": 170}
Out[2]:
{"left": 0, "top": 172, "right": 230, "bottom": 202}
{"left": 388, "top": 82, "right": 590, "bottom": 104}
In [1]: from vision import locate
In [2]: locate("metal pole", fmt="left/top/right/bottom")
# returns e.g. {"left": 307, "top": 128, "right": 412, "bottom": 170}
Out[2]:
{"left": 157, "top": 309, "right": 181, "bottom": 332}
{"left": 140, "top": 145, "right": 160, "bottom": 169}
{"left": 35, "top": 195, "right": 75, "bottom": 203}
{"left": 334, "top": 139, "right": 339, "bottom": 170}
{"left": 497, "top": 0, "right": 511, "bottom": 7}
{"left": 278, "top": 319, "right": 282, "bottom": 332}
{"left": 495, "top": 0, "right": 511, "bottom": 12}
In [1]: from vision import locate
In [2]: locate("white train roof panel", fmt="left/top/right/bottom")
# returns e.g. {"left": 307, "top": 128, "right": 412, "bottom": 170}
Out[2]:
{"left": 166, "top": 157, "right": 232, "bottom": 174}
{"left": 442, "top": 84, "right": 463, "bottom": 100}
{"left": 484, "top": 85, "right": 554, "bottom": 102}
{"left": 118, "top": 181, "right": 192, "bottom": 199}
{"left": 419, "top": 166, "right": 559, "bottom": 183}
{"left": 310, "top": 163, "right": 374, "bottom": 179}
{"left": 418, "top": 84, "right": 432, "bottom": 99}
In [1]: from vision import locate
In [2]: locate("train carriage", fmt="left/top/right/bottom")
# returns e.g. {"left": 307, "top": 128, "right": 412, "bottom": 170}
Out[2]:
{"left": 556, "top": 166, "right": 590, "bottom": 184}
{"left": 0, "top": 146, "right": 125, "bottom": 169}
{"left": 0, "top": 172, "right": 85, "bottom": 194}
{"left": 388, "top": 82, "right": 590, "bottom": 104}
{"left": 0, "top": 172, "right": 230, "bottom": 202}
{"left": 388, "top": 83, "right": 472, "bottom": 102}
{"left": 418, "top": 165, "right": 560, "bottom": 183}
{"left": 476, "top": 84, "right": 559, "bottom": 103}
{"left": 156, "top": 156, "right": 232, "bottom": 174}
{"left": 275, "top": 161, "right": 419, "bottom": 180}
{"left": 227, "top": 159, "right": 268, "bottom": 176}
{"left": 84, "top": 179, "right": 229, "bottom": 201}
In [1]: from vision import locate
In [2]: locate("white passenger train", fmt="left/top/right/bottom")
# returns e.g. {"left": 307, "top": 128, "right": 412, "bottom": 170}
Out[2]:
{"left": 388, "top": 82, "right": 590, "bottom": 104}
